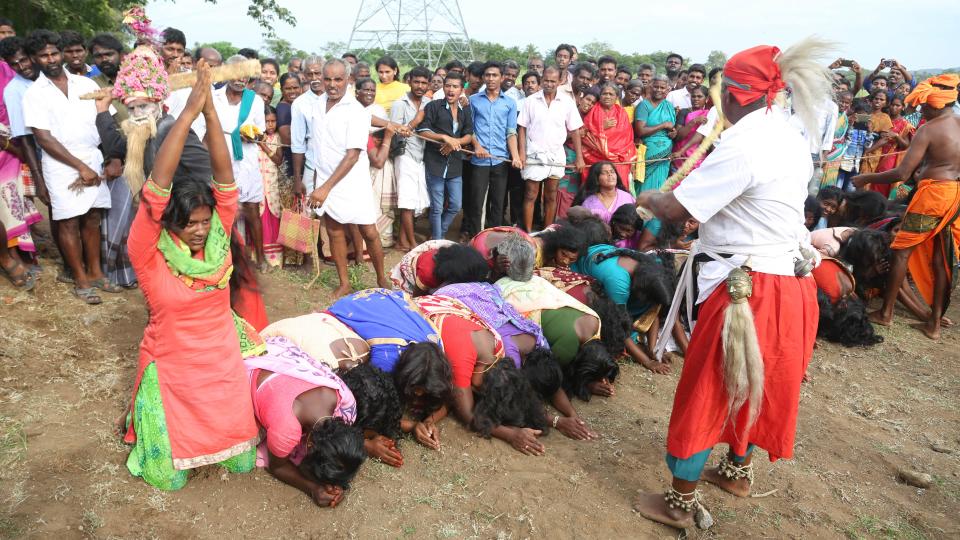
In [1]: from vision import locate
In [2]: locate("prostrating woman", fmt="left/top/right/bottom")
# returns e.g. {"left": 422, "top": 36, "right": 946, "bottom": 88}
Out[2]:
{"left": 432, "top": 245, "right": 549, "bottom": 367}
{"left": 326, "top": 288, "right": 442, "bottom": 373}
{"left": 572, "top": 244, "right": 675, "bottom": 374}
{"left": 581, "top": 83, "right": 636, "bottom": 192}
{"left": 470, "top": 225, "right": 542, "bottom": 277}
{"left": 260, "top": 312, "right": 371, "bottom": 371}
{"left": 245, "top": 336, "right": 365, "bottom": 507}
{"left": 122, "top": 63, "right": 258, "bottom": 490}
{"left": 389, "top": 239, "right": 456, "bottom": 295}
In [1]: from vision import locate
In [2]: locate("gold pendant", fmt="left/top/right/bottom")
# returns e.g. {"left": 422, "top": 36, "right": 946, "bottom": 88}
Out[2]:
{"left": 726, "top": 266, "right": 753, "bottom": 304}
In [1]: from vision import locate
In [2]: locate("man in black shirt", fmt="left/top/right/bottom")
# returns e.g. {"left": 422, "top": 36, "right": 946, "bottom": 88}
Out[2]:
{"left": 416, "top": 72, "right": 474, "bottom": 240}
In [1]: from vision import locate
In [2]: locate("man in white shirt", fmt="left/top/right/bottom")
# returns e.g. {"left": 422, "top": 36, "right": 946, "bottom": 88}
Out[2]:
{"left": 666, "top": 63, "right": 706, "bottom": 110}
{"left": 389, "top": 66, "right": 432, "bottom": 251}
{"left": 212, "top": 54, "right": 266, "bottom": 268}
{"left": 297, "top": 58, "right": 390, "bottom": 297}
{"left": 633, "top": 42, "right": 826, "bottom": 530}
{"left": 517, "top": 66, "right": 584, "bottom": 232}
{"left": 23, "top": 30, "right": 115, "bottom": 303}
{"left": 790, "top": 95, "right": 838, "bottom": 195}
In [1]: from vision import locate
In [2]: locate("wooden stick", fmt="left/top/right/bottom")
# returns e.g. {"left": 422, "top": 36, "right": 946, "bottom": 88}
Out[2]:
{"left": 80, "top": 59, "right": 262, "bottom": 100}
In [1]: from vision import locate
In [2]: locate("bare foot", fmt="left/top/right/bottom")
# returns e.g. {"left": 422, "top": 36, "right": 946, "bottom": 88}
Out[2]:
{"left": 701, "top": 467, "right": 751, "bottom": 497}
{"left": 331, "top": 285, "right": 352, "bottom": 299}
{"left": 377, "top": 278, "right": 393, "bottom": 290}
{"left": 867, "top": 310, "right": 892, "bottom": 326}
{"left": 909, "top": 322, "right": 941, "bottom": 340}
{"left": 114, "top": 411, "right": 128, "bottom": 437}
{"left": 632, "top": 491, "right": 694, "bottom": 529}
{"left": 941, "top": 316, "right": 954, "bottom": 327}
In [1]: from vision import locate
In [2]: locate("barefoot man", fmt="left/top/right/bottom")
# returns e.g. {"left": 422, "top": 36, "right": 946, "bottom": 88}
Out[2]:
{"left": 294, "top": 58, "right": 390, "bottom": 297}
{"left": 854, "top": 74, "right": 960, "bottom": 340}
{"left": 632, "top": 41, "right": 828, "bottom": 529}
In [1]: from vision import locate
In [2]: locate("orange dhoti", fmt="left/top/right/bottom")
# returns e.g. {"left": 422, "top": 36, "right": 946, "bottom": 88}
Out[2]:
{"left": 666, "top": 272, "right": 818, "bottom": 462}
{"left": 892, "top": 179, "right": 960, "bottom": 309}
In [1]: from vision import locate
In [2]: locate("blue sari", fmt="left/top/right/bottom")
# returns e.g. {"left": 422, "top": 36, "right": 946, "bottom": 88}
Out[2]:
{"left": 327, "top": 289, "right": 441, "bottom": 373}
{"left": 635, "top": 99, "right": 677, "bottom": 192}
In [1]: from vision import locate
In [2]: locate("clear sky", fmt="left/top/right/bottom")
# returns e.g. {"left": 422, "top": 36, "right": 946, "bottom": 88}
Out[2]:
{"left": 148, "top": 0, "right": 960, "bottom": 70}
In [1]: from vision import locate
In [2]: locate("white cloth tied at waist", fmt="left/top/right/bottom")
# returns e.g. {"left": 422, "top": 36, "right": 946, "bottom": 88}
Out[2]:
{"left": 652, "top": 239, "right": 812, "bottom": 361}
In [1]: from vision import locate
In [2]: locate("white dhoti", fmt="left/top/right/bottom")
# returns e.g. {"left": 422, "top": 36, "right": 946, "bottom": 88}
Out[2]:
{"left": 521, "top": 147, "right": 566, "bottom": 181}
{"left": 305, "top": 163, "right": 376, "bottom": 225}
{"left": 44, "top": 148, "right": 110, "bottom": 220}
{"left": 394, "top": 153, "right": 429, "bottom": 212}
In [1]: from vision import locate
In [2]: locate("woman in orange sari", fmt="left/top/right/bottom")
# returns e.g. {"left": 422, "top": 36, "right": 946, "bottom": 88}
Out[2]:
{"left": 859, "top": 90, "right": 893, "bottom": 176}
{"left": 581, "top": 83, "right": 636, "bottom": 192}
{"left": 867, "top": 94, "right": 914, "bottom": 198}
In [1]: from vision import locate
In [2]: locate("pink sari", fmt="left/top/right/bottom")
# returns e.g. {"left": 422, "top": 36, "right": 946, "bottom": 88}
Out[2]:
{"left": 0, "top": 63, "right": 41, "bottom": 252}
{"left": 671, "top": 108, "right": 709, "bottom": 170}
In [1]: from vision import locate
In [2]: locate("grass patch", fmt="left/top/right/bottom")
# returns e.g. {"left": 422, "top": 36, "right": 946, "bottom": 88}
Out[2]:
{"left": 843, "top": 515, "right": 929, "bottom": 540}
{"left": 0, "top": 420, "right": 26, "bottom": 468}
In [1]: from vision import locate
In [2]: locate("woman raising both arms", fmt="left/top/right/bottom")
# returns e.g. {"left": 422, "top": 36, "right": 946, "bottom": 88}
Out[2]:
{"left": 123, "top": 61, "right": 259, "bottom": 490}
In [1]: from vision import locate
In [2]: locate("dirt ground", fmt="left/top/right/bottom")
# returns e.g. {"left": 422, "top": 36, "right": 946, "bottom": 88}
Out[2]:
{"left": 1, "top": 237, "right": 959, "bottom": 539}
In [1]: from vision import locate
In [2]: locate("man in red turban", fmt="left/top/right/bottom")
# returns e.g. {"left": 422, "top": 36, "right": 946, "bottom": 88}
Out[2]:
{"left": 853, "top": 74, "right": 960, "bottom": 340}
{"left": 631, "top": 39, "right": 832, "bottom": 530}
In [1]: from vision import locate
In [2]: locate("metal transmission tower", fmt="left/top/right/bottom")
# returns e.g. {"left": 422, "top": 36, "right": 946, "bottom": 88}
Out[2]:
{"left": 347, "top": 0, "right": 474, "bottom": 69}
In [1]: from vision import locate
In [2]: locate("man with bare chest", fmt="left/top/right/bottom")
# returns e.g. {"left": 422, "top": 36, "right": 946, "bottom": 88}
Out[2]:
{"left": 854, "top": 74, "right": 960, "bottom": 340}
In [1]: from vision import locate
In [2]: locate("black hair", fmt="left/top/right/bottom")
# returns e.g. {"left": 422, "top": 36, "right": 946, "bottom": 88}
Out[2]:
{"left": 562, "top": 208, "right": 611, "bottom": 246}
{"left": 58, "top": 30, "right": 85, "bottom": 50}
{"left": 471, "top": 361, "right": 548, "bottom": 438}
{"left": 88, "top": 33, "right": 123, "bottom": 54}
{"left": 228, "top": 225, "right": 261, "bottom": 308}
{"left": 689, "top": 85, "right": 707, "bottom": 97}
{"left": 0, "top": 36, "right": 24, "bottom": 61}
{"left": 817, "top": 185, "right": 843, "bottom": 204}
{"left": 573, "top": 62, "right": 596, "bottom": 79}
{"left": 610, "top": 203, "right": 643, "bottom": 236}
{"left": 554, "top": 43, "right": 575, "bottom": 59}
{"left": 573, "top": 161, "right": 626, "bottom": 207}
{"left": 688, "top": 63, "right": 707, "bottom": 77}
{"left": 300, "top": 418, "right": 366, "bottom": 488}
{"left": 564, "top": 340, "right": 620, "bottom": 402}
{"left": 666, "top": 52, "right": 683, "bottom": 64}
{"left": 872, "top": 74, "right": 889, "bottom": 83}
{"left": 237, "top": 47, "right": 259, "bottom": 59}
{"left": 804, "top": 195, "right": 823, "bottom": 231}
{"left": 585, "top": 283, "right": 631, "bottom": 358}
{"left": 596, "top": 248, "right": 674, "bottom": 308}
{"left": 374, "top": 56, "right": 399, "bottom": 72}
{"left": 341, "top": 52, "right": 358, "bottom": 61}
{"left": 444, "top": 59, "right": 465, "bottom": 71}
{"left": 521, "top": 71, "right": 541, "bottom": 85}
{"left": 24, "top": 30, "right": 60, "bottom": 56}
{"left": 597, "top": 55, "right": 617, "bottom": 68}
{"left": 466, "top": 61, "right": 486, "bottom": 78}
{"left": 161, "top": 27, "right": 186, "bottom": 47}
{"left": 408, "top": 65, "right": 432, "bottom": 81}
{"left": 443, "top": 71, "right": 464, "bottom": 85}
{"left": 539, "top": 225, "right": 586, "bottom": 264}
{"left": 392, "top": 342, "right": 453, "bottom": 421}
{"left": 817, "top": 290, "right": 883, "bottom": 347}
{"left": 617, "top": 66, "right": 632, "bottom": 78}
{"left": 340, "top": 364, "right": 402, "bottom": 439}
{"left": 707, "top": 66, "right": 722, "bottom": 83}
{"left": 520, "top": 347, "right": 564, "bottom": 400}
{"left": 432, "top": 244, "right": 490, "bottom": 285}
{"left": 278, "top": 72, "right": 301, "bottom": 88}
{"left": 161, "top": 178, "right": 217, "bottom": 231}
{"left": 0, "top": 18, "right": 13, "bottom": 29}
{"left": 260, "top": 57, "right": 280, "bottom": 73}
{"left": 265, "top": 104, "right": 276, "bottom": 117}
{"left": 482, "top": 60, "right": 503, "bottom": 76}
{"left": 839, "top": 229, "right": 892, "bottom": 296}
{"left": 839, "top": 190, "right": 887, "bottom": 227}
{"left": 355, "top": 76, "right": 375, "bottom": 90}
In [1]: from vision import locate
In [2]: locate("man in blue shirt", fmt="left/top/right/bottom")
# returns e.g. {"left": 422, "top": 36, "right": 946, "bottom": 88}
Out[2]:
{"left": 466, "top": 61, "right": 522, "bottom": 237}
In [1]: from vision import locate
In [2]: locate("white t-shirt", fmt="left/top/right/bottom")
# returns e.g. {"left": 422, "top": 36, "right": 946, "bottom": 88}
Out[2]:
{"left": 164, "top": 86, "right": 210, "bottom": 140}
{"left": 673, "top": 105, "right": 813, "bottom": 303}
{"left": 666, "top": 87, "right": 691, "bottom": 110}
{"left": 517, "top": 90, "right": 583, "bottom": 154}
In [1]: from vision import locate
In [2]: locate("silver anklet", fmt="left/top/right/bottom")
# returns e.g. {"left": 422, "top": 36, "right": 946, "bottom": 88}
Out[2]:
{"left": 717, "top": 456, "right": 754, "bottom": 485}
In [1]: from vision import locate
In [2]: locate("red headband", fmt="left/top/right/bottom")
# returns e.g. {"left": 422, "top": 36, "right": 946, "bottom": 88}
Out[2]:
{"left": 723, "top": 45, "right": 785, "bottom": 108}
